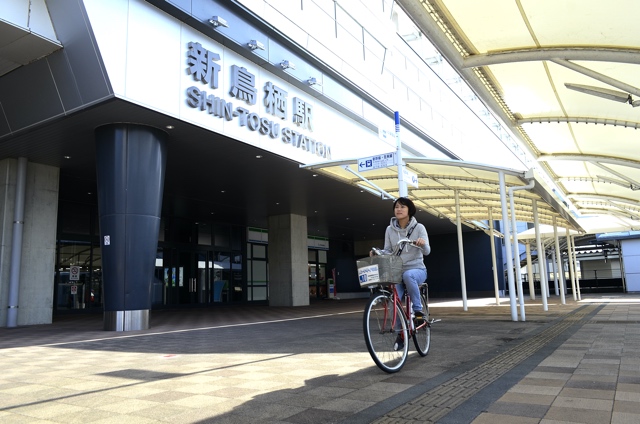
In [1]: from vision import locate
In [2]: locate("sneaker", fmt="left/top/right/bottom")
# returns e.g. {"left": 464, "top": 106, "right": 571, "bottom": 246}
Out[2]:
{"left": 393, "top": 334, "right": 404, "bottom": 351}
{"left": 414, "top": 311, "right": 425, "bottom": 323}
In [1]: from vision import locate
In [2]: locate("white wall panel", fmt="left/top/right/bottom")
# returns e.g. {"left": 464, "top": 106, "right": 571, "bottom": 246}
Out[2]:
{"left": 621, "top": 239, "right": 640, "bottom": 292}
{"left": 84, "top": 0, "right": 129, "bottom": 96}
{"left": 124, "top": 0, "right": 182, "bottom": 115}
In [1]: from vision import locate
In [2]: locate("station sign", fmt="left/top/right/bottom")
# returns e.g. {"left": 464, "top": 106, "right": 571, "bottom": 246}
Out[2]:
{"left": 358, "top": 152, "right": 395, "bottom": 172}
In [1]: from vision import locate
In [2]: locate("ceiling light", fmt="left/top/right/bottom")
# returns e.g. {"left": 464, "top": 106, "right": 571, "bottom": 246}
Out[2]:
{"left": 165, "top": 125, "right": 174, "bottom": 130}
{"left": 280, "top": 60, "right": 295, "bottom": 70}
{"left": 247, "top": 40, "right": 264, "bottom": 51}
{"left": 209, "top": 16, "right": 228, "bottom": 28}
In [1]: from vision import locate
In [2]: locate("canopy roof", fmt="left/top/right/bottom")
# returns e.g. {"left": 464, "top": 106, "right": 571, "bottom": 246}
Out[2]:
{"left": 397, "top": 0, "right": 640, "bottom": 234}
{"left": 302, "top": 157, "right": 581, "bottom": 234}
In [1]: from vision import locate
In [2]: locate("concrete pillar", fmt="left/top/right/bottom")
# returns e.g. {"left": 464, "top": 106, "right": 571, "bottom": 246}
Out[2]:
{"left": 268, "top": 213, "right": 309, "bottom": 307}
{"left": 95, "top": 124, "right": 167, "bottom": 331}
{"left": 0, "top": 159, "right": 59, "bottom": 327}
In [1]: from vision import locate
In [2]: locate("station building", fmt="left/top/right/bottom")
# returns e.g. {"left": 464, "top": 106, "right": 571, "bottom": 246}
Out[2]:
{"left": 1, "top": 0, "right": 586, "bottom": 329}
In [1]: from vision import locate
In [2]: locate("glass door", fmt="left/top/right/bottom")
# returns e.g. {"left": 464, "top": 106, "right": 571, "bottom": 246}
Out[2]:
{"left": 159, "top": 248, "right": 211, "bottom": 306}
{"left": 308, "top": 249, "right": 328, "bottom": 299}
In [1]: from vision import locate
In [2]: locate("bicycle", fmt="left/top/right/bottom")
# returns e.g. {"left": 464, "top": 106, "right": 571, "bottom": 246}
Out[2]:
{"left": 358, "top": 238, "right": 437, "bottom": 373}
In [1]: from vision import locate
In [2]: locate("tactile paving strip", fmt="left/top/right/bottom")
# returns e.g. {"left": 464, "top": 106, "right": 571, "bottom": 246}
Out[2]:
{"left": 372, "top": 305, "right": 599, "bottom": 423}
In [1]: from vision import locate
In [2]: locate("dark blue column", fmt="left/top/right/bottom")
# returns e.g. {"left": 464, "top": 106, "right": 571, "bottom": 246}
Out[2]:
{"left": 95, "top": 124, "right": 167, "bottom": 331}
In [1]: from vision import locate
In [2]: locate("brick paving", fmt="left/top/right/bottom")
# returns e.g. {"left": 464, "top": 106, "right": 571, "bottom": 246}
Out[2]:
{"left": 0, "top": 294, "right": 638, "bottom": 423}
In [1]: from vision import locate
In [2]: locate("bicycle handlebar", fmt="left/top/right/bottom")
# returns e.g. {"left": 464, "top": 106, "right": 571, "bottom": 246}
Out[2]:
{"left": 371, "top": 238, "right": 418, "bottom": 256}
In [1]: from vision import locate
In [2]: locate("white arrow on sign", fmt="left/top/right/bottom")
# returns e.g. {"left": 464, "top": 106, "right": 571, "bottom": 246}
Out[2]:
{"left": 357, "top": 152, "right": 396, "bottom": 172}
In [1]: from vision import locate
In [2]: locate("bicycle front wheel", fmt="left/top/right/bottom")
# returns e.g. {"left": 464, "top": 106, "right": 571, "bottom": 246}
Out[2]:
{"left": 363, "top": 292, "right": 408, "bottom": 373}
{"left": 412, "top": 285, "right": 431, "bottom": 357}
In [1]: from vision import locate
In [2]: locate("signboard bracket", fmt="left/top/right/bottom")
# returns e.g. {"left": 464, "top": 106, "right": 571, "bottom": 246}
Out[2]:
{"left": 341, "top": 165, "right": 395, "bottom": 200}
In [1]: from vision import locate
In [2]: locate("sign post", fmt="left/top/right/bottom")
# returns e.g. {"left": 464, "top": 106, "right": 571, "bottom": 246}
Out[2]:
{"left": 395, "top": 112, "right": 407, "bottom": 197}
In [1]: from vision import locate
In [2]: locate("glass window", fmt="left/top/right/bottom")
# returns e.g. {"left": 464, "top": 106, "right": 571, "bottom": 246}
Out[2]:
{"left": 55, "top": 240, "right": 102, "bottom": 310}
{"left": 319, "top": 250, "right": 327, "bottom": 263}
{"left": 252, "top": 260, "right": 267, "bottom": 283}
{"left": 253, "top": 244, "right": 267, "bottom": 259}
{"left": 251, "top": 286, "right": 268, "bottom": 301}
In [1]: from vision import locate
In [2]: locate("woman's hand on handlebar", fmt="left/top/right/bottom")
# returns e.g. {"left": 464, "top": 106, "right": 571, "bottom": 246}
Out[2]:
{"left": 396, "top": 238, "right": 425, "bottom": 248}
{"left": 413, "top": 237, "right": 426, "bottom": 247}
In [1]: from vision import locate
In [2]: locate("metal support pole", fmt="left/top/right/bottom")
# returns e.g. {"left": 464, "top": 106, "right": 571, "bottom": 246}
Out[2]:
{"left": 7, "top": 157, "right": 27, "bottom": 328}
{"left": 509, "top": 180, "right": 534, "bottom": 321}
{"left": 572, "top": 235, "right": 582, "bottom": 300}
{"left": 488, "top": 209, "right": 500, "bottom": 305}
{"left": 498, "top": 171, "right": 517, "bottom": 321}
{"left": 551, "top": 249, "right": 560, "bottom": 296}
{"left": 532, "top": 200, "right": 548, "bottom": 311}
{"left": 553, "top": 217, "right": 566, "bottom": 304}
{"left": 526, "top": 243, "right": 535, "bottom": 300}
{"left": 455, "top": 190, "right": 468, "bottom": 311}
{"left": 567, "top": 228, "right": 577, "bottom": 301}
{"left": 395, "top": 111, "right": 407, "bottom": 197}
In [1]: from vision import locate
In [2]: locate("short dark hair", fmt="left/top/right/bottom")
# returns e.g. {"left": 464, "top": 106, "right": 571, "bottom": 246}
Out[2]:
{"left": 393, "top": 197, "right": 416, "bottom": 217}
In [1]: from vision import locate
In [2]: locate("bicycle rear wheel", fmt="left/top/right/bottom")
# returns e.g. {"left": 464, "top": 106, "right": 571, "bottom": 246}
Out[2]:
{"left": 363, "top": 292, "right": 408, "bottom": 373}
{"left": 412, "top": 285, "right": 431, "bottom": 356}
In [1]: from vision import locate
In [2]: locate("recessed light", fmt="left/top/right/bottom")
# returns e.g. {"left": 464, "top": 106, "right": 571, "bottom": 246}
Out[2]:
{"left": 64, "top": 156, "right": 71, "bottom": 159}
{"left": 221, "top": 190, "right": 225, "bottom": 193}
{"left": 166, "top": 125, "right": 174, "bottom": 130}
{"left": 312, "top": 174, "right": 318, "bottom": 177}
{"left": 256, "top": 155, "right": 262, "bottom": 159}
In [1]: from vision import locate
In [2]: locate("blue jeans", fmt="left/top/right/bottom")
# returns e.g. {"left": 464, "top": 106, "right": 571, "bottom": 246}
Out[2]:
{"left": 396, "top": 268, "right": 427, "bottom": 312}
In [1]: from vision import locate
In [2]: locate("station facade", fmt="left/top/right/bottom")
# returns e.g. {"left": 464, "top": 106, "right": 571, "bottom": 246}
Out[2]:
{"left": 0, "top": 0, "right": 523, "bottom": 329}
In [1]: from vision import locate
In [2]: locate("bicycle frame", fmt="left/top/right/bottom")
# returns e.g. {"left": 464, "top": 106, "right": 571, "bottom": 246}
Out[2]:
{"left": 377, "top": 283, "right": 426, "bottom": 336}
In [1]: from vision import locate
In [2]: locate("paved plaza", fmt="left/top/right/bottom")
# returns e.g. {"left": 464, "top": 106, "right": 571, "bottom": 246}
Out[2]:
{"left": 1, "top": 293, "right": 639, "bottom": 423}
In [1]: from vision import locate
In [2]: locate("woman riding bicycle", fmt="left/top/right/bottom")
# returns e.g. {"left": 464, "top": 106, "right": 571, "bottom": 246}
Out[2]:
{"left": 371, "top": 197, "right": 431, "bottom": 325}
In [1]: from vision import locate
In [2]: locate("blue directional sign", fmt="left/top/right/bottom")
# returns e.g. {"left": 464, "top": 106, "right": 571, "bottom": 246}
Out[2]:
{"left": 358, "top": 152, "right": 395, "bottom": 172}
